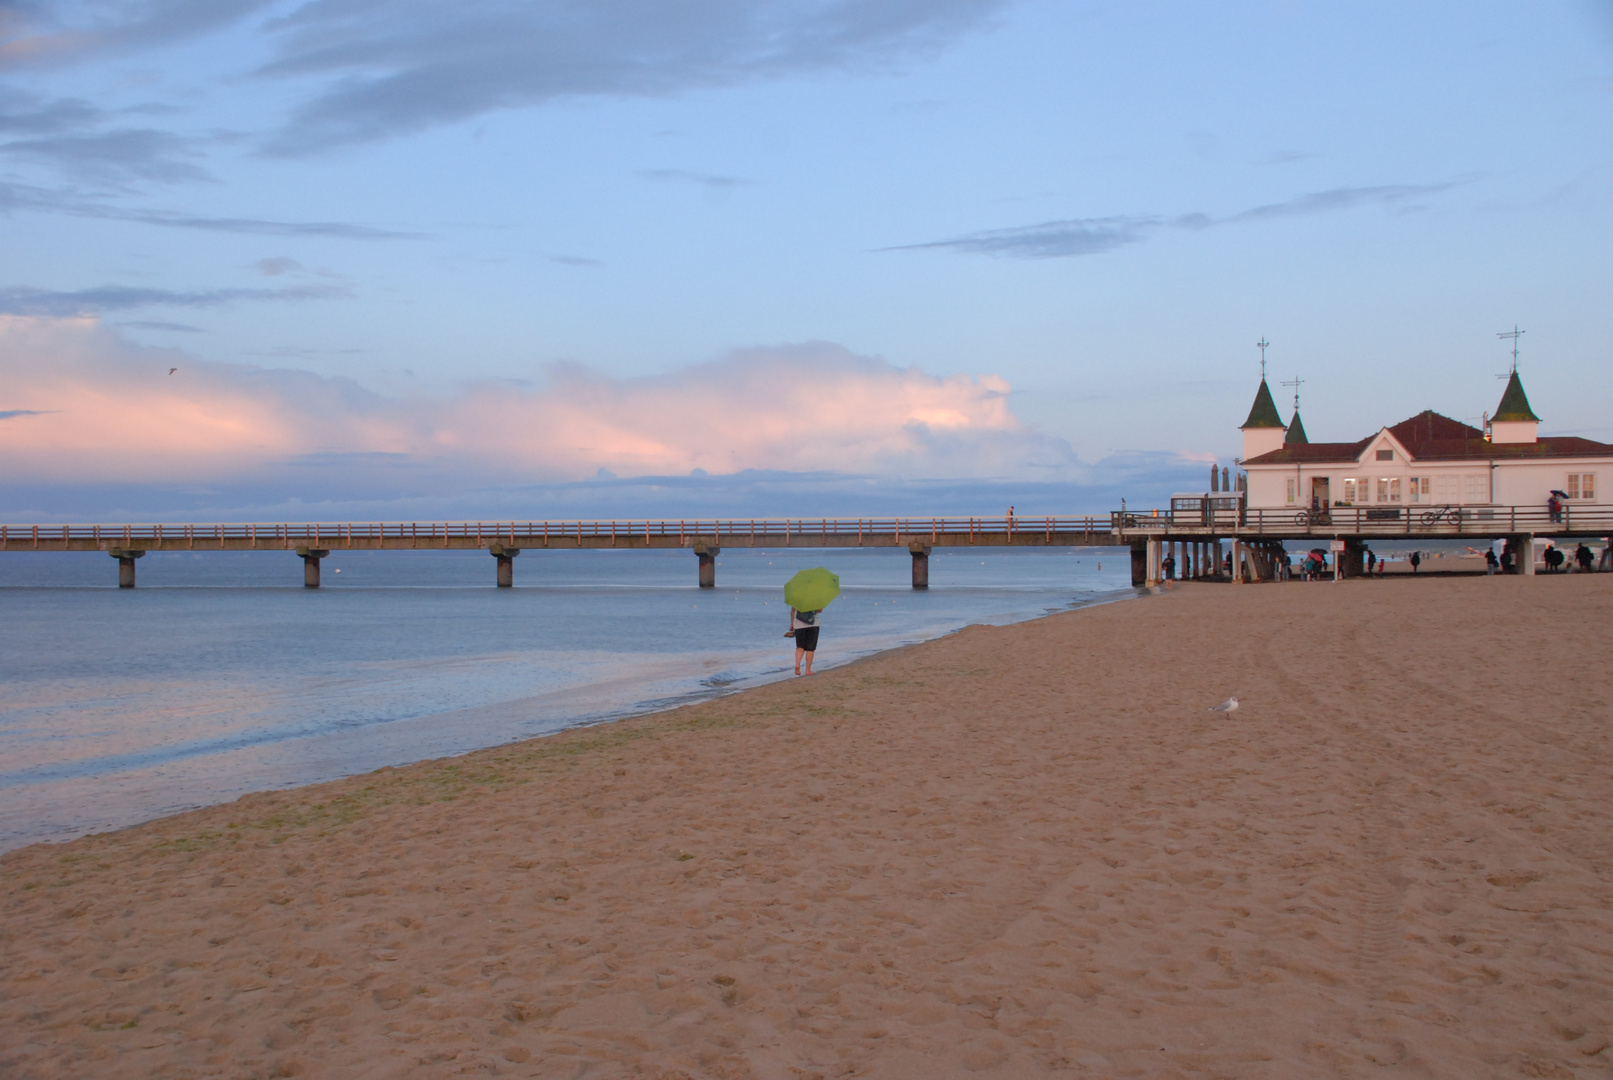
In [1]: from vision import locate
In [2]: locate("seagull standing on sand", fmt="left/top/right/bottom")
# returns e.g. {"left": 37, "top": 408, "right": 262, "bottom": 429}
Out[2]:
{"left": 1208, "top": 697, "right": 1240, "bottom": 715}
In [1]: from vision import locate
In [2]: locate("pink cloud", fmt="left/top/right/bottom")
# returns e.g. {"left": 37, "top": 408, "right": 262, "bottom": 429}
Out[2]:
{"left": 0, "top": 318, "right": 1078, "bottom": 485}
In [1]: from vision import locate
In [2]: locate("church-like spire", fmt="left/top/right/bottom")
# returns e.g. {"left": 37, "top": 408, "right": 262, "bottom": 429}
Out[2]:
{"left": 1284, "top": 409, "right": 1308, "bottom": 445}
{"left": 1241, "top": 380, "right": 1284, "bottom": 429}
{"left": 1493, "top": 370, "right": 1539, "bottom": 422}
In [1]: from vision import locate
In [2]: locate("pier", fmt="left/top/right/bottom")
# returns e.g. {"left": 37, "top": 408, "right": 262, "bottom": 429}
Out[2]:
{"left": 3, "top": 506, "right": 1607, "bottom": 588}
{"left": 0, "top": 515, "right": 1114, "bottom": 588}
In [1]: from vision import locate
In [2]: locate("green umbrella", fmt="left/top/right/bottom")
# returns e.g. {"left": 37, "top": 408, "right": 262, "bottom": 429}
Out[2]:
{"left": 784, "top": 567, "right": 840, "bottom": 612}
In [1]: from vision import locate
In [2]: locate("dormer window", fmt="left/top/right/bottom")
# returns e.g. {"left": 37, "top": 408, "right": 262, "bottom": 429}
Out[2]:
{"left": 1375, "top": 448, "right": 1393, "bottom": 461}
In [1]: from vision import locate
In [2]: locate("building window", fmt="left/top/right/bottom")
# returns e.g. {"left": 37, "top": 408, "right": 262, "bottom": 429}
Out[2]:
{"left": 1567, "top": 473, "right": 1596, "bottom": 500}
{"left": 1285, "top": 478, "right": 1297, "bottom": 505}
{"left": 1376, "top": 448, "right": 1394, "bottom": 461}
{"left": 1464, "top": 474, "right": 1487, "bottom": 503}
{"left": 1341, "top": 478, "right": 1360, "bottom": 504}
{"left": 1435, "top": 474, "right": 1460, "bottom": 501}
{"left": 1377, "top": 477, "right": 1401, "bottom": 503}
{"left": 1408, "top": 477, "right": 1429, "bottom": 503}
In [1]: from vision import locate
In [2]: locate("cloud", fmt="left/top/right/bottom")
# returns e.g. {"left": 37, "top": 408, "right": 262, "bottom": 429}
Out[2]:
{"left": 893, "top": 180, "right": 1471, "bottom": 259}
{"left": 0, "top": 178, "right": 421, "bottom": 237}
{"left": 0, "top": 1, "right": 280, "bottom": 69}
{"left": 549, "top": 254, "right": 603, "bottom": 268}
{"left": 1223, "top": 181, "right": 1464, "bottom": 223}
{"left": 638, "top": 168, "right": 753, "bottom": 190}
{"left": 255, "top": 0, "right": 1007, "bottom": 154}
{"left": 0, "top": 283, "right": 350, "bottom": 317}
{"left": 0, "top": 127, "right": 210, "bottom": 184}
{"left": 0, "top": 85, "right": 102, "bottom": 134}
{"left": 0, "top": 318, "right": 1079, "bottom": 489}
{"left": 0, "top": 409, "right": 49, "bottom": 420}
{"left": 886, "top": 216, "right": 1157, "bottom": 259}
{"left": 117, "top": 319, "right": 202, "bottom": 332}
{"left": 253, "top": 256, "right": 303, "bottom": 276}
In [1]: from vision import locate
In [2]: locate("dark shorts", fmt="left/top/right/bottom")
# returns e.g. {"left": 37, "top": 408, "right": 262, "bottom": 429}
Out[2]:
{"left": 794, "top": 627, "right": 820, "bottom": 652}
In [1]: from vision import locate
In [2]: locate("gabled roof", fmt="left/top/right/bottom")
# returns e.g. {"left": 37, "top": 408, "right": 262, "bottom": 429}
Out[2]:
{"left": 1284, "top": 409, "right": 1308, "bottom": 445}
{"left": 1244, "top": 409, "right": 1613, "bottom": 465}
{"left": 1494, "top": 371, "right": 1540, "bottom": 422}
{"left": 1241, "top": 380, "right": 1284, "bottom": 429}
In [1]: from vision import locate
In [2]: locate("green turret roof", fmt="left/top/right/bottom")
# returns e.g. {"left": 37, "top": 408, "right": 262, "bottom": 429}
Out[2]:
{"left": 1241, "top": 379, "right": 1285, "bottom": 429}
{"left": 1284, "top": 409, "right": 1308, "bottom": 445}
{"left": 1493, "top": 371, "right": 1539, "bottom": 423}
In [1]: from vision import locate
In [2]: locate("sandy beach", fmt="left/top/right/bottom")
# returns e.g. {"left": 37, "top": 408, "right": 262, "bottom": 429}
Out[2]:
{"left": 2, "top": 575, "right": 1610, "bottom": 1079}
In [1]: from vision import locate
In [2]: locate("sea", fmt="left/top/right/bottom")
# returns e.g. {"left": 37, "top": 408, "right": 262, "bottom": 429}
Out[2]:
{"left": 0, "top": 545, "right": 1136, "bottom": 853}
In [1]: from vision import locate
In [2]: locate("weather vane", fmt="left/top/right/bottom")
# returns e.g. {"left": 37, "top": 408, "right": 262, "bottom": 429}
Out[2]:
{"left": 1496, "top": 325, "right": 1524, "bottom": 375}
{"left": 1281, "top": 376, "right": 1304, "bottom": 411}
{"left": 1256, "top": 337, "right": 1270, "bottom": 379}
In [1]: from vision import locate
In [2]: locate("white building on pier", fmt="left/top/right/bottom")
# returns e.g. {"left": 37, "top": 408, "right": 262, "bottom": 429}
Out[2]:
{"left": 1238, "top": 371, "right": 1611, "bottom": 515}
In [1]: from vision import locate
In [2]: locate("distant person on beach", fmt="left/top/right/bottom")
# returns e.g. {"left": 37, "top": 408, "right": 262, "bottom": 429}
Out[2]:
{"left": 1410, "top": 550, "right": 1421, "bottom": 573}
{"left": 1544, "top": 545, "right": 1565, "bottom": 573}
{"left": 1601, "top": 541, "right": 1612, "bottom": 572}
{"left": 790, "top": 607, "right": 821, "bottom": 676}
{"left": 1500, "top": 544, "right": 1515, "bottom": 574}
{"left": 1162, "top": 551, "right": 1175, "bottom": 580}
{"left": 1574, "top": 544, "right": 1593, "bottom": 573}
{"left": 1366, "top": 549, "right": 1376, "bottom": 574}
{"left": 1485, "top": 548, "right": 1499, "bottom": 575}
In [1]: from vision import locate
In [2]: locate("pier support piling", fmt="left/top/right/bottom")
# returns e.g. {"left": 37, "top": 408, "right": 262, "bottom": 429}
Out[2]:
{"left": 1510, "top": 533, "right": 1536, "bottom": 576}
{"left": 693, "top": 540, "right": 720, "bottom": 588}
{"left": 1129, "top": 541, "right": 1148, "bottom": 587}
{"left": 296, "top": 547, "right": 330, "bottom": 588}
{"left": 108, "top": 547, "right": 144, "bottom": 588}
{"left": 908, "top": 542, "right": 931, "bottom": 589}
{"left": 490, "top": 544, "right": 520, "bottom": 587}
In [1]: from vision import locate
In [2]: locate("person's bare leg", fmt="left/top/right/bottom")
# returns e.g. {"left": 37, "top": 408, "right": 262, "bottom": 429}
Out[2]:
{"left": 795, "top": 645, "right": 804, "bottom": 675}
{"left": 803, "top": 649, "right": 814, "bottom": 675}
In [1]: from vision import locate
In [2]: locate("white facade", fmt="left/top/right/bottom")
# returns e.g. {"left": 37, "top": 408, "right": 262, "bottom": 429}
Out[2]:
{"left": 1245, "top": 428, "right": 1605, "bottom": 513}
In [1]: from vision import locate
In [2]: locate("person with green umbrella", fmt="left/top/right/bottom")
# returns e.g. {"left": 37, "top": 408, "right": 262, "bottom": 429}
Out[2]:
{"left": 784, "top": 567, "right": 840, "bottom": 676}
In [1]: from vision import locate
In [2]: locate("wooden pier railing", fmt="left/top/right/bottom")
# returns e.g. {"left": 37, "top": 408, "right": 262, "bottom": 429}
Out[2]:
{"left": 0, "top": 515, "right": 1117, "bottom": 553}
{"left": 1113, "top": 504, "right": 1613, "bottom": 539}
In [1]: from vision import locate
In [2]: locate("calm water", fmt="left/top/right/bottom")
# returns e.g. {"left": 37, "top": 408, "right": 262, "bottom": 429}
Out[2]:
{"left": 0, "top": 546, "right": 1136, "bottom": 851}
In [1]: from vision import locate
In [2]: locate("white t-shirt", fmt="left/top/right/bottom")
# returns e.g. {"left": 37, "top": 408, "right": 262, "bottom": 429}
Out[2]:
{"left": 791, "top": 610, "right": 821, "bottom": 631}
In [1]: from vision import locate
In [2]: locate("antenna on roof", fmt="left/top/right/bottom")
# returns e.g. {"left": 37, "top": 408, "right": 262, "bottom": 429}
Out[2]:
{"left": 1256, "top": 337, "right": 1270, "bottom": 379}
{"left": 1280, "top": 375, "right": 1303, "bottom": 411}
{"left": 1496, "top": 325, "right": 1524, "bottom": 374}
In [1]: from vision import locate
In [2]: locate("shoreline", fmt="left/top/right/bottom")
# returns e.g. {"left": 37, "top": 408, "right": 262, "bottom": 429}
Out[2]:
{"left": 0, "top": 570, "right": 1142, "bottom": 855}
{"left": 4, "top": 576, "right": 1610, "bottom": 1078}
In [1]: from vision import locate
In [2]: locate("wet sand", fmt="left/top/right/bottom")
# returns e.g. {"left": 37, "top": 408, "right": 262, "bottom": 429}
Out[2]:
{"left": 3, "top": 575, "right": 1610, "bottom": 1079}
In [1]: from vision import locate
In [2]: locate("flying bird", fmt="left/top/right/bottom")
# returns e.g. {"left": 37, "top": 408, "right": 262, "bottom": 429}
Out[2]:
{"left": 167, "top": 367, "right": 178, "bottom": 375}
{"left": 1208, "top": 697, "right": 1240, "bottom": 714}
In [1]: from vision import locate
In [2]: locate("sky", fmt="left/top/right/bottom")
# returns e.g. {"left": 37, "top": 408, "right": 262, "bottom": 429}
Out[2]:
{"left": 2, "top": 0, "right": 1611, "bottom": 522}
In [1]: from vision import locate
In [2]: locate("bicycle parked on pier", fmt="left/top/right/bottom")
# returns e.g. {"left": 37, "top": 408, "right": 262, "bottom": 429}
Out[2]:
{"left": 1418, "top": 505, "right": 1464, "bottom": 527}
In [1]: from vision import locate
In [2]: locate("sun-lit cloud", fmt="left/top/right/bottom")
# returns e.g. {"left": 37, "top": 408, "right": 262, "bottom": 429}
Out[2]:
{"left": 0, "top": 317, "right": 1079, "bottom": 490}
